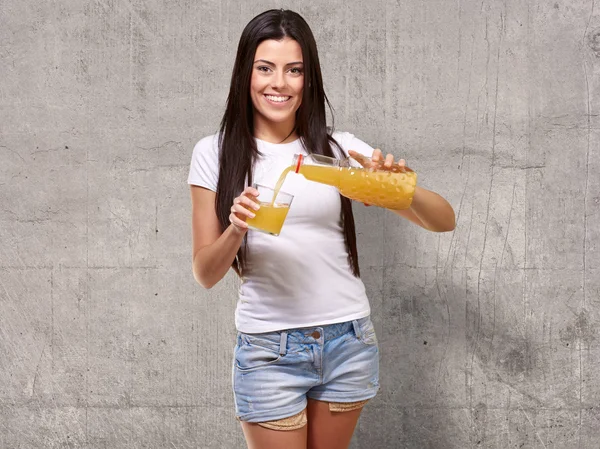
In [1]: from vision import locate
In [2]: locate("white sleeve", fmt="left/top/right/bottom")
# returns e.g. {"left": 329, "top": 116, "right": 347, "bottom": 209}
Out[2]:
{"left": 187, "top": 135, "right": 219, "bottom": 192}
{"left": 334, "top": 131, "right": 375, "bottom": 166}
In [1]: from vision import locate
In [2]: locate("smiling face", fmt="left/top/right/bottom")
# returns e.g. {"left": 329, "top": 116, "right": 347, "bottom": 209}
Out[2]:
{"left": 250, "top": 37, "right": 304, "bottom": 141}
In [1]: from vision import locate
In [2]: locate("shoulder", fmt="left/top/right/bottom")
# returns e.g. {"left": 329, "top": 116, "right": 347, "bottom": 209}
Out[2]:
{"left": 330, "top": 130, "right": 368, "bottom": 147}
{"left": 193, "top": 134, "right": 220, "bottom": 153}
{"left": 330, "top": 130, "right": 374, "bottom": 158}
{"left": 191, "top": 134, "right": 221, "bottom": 165}
{"left": 330, "top": 130, "right": 353, "bottom": 145}
{"left": 188, "top": 134, "right": 221, "bottom": 188}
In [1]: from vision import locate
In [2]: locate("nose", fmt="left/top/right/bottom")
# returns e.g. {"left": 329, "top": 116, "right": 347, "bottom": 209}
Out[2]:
{"left": 271, "top": 70, "right": 286, "bottom": 89}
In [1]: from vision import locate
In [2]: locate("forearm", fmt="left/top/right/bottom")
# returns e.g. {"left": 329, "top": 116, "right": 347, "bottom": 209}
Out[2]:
{"left": 393, "top": 186, "right": 456, "bottom": 232}
{"left": 193, "top": 225, "right": 246, "bottom": 288}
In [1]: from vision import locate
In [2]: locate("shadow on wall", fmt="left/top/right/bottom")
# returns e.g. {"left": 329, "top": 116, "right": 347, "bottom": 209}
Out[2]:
{"left": 355, "top": 266, "right": 596, "bottom": 447}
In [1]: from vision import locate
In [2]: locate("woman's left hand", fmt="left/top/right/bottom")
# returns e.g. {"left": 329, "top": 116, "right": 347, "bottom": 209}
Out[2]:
{"left": 347, "top": 149, "right": 407, "bottom": 173}
{"left": 347, "top": 149, "right": 409, "bottom": 207}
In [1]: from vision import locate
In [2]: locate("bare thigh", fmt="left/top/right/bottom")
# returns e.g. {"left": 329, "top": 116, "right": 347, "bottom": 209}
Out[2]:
{"left": 241, "top": 421, "right": 307, "bottom": 449}
{"left": 306, "top": 399, "right": 364, "bottom": 449}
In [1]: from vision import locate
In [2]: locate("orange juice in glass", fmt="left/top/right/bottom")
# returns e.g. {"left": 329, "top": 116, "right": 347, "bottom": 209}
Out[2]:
{"left": 245, "top": 183, "right": 293, "bottom": 236}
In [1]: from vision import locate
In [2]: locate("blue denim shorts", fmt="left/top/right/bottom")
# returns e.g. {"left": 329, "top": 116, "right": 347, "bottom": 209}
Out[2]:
{"left": 232, "top": 316, "right": 380, "bottom": 423}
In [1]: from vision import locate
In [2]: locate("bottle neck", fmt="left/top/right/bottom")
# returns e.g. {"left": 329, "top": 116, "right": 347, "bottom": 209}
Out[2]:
{"left": 292, "top": 154, "right": 304, "bottom": 173}
{"left": 291, "top": 153, "right": 342, "bottom": 188}
{"left": 291, "top": 153, "right": 341, "bottom": 172}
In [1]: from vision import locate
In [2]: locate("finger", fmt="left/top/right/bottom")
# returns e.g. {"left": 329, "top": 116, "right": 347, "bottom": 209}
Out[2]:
{"left": 229, "top": 213, "right": 248, "bottom": 230}
{"left": 384, "top": 153, "right": 394, "bottom": 168}
{"left": 371, "top": 149, "right": 383, "bottom": 164}
{"left": 244, "top": 186, "right": 260, "bottom": 197}
{"left": 233, "top": 204, "right": 256, "bottom": 219}
{"left": 238, "top": 195, "right": 261, "bottom": 211}
{"left": 348, "top": 150, "right": 371, "bottom": 168}
{"left": 231, "top": 204, "right": 256, "bottom": 219}
{"left": 389, "top": 158, "right": 407, "bottom": 173}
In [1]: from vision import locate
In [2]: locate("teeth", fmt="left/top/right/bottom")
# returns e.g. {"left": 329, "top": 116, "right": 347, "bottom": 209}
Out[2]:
{"left": 266, "top": 95, "right": 290, "bottom": 103}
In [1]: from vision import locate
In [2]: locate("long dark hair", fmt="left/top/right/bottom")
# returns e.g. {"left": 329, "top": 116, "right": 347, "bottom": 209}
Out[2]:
{"left": 216, "top": 9, "right": 360, "bottom": 277}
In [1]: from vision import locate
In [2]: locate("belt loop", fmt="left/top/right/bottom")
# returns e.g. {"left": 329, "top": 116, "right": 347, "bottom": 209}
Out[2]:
{"left": 279, "top": 331, "right": 288, "bottom": 356}
{"left": 352, "top": 320, "right": 362, "bottom": 340}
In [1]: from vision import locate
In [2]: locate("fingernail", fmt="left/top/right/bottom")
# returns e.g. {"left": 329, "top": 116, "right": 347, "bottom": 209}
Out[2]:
{"left": 250, "top": 212, "right": 256, "bottom": 218}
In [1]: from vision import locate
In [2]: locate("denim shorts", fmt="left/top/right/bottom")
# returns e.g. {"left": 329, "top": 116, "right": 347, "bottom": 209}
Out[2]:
{"left": 232, "top": 316, "right": 380, "bottom": 423}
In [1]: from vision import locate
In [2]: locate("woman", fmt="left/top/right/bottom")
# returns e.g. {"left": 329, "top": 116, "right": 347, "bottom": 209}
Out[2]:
{"left": 188, "top": 9, "right": 455, "bottom": 449}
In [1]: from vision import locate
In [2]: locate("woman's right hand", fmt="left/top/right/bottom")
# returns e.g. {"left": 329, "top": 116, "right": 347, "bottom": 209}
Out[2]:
{"left": 229, "top": 186, "right": 261, "bottom": 233}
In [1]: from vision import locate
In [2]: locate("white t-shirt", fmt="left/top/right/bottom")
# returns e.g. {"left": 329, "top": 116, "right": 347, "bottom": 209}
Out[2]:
{"left": 188, "top": 131, "right": 375, "bottom": 333}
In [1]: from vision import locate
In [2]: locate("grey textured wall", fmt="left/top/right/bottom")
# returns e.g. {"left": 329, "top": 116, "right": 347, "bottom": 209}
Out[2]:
{"left": 1, "top": 0, "right": 599, "bottom": 448}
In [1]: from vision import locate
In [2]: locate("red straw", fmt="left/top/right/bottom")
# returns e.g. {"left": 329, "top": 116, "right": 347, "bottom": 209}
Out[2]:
{"left": 295, "top": 154, "right": 304, "bottom": 173}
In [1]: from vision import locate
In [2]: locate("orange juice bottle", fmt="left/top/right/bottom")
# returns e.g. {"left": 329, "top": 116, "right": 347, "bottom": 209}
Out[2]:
{"left": 291, "top": 153, "right": 417, "bottom": 210}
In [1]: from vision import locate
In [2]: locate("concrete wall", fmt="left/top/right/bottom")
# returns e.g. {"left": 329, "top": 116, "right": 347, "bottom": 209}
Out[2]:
{"left": 1, "top": 0, "right": 599, "bottom": 447}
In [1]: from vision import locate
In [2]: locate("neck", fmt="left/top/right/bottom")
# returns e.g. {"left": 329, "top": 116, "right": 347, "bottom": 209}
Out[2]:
{"left": 254, "top": 117, "right": 298, "bottom": 144}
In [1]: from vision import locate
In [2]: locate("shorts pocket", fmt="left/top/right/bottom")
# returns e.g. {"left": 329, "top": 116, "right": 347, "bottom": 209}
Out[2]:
{"left": 357, "top": 318, "right": 378, "bottom": 347}
{"left": 235, "top": 340, "right": 284, "bottom": 372}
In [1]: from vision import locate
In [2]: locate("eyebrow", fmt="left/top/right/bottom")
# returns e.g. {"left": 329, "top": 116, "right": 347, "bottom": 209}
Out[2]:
{"left": 254, "top": 59, "right": 304, "bottom": 66}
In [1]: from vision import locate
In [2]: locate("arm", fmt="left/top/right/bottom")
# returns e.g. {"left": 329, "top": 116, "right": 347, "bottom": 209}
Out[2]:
{"left": 347, "top": 149, "right": 456, "bottom": 232}
{"left": 191, "top": 185, "right": 259, "bottom": 289}
{"left": 392, "top": 186, "right": 456, "bottom": 232}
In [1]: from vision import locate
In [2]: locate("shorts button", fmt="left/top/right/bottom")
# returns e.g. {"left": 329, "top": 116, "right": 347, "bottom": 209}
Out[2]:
{"left": 311, "top": 331, "right": 321, "bottom": 339}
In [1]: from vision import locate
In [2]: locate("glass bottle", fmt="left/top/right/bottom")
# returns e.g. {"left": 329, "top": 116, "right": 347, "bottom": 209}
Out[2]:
{"left": 291, "top": 153, "right": 417, "bottom": 210}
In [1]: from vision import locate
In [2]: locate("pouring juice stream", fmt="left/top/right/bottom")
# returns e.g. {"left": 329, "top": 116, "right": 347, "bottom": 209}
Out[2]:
{"left": 244, "top": 166, "right": 295, "bottom": 235}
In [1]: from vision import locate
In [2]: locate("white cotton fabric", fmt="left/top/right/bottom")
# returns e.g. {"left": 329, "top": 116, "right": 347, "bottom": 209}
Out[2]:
{"left": 188, "top": 131, "right": 375, "bottom": 333}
